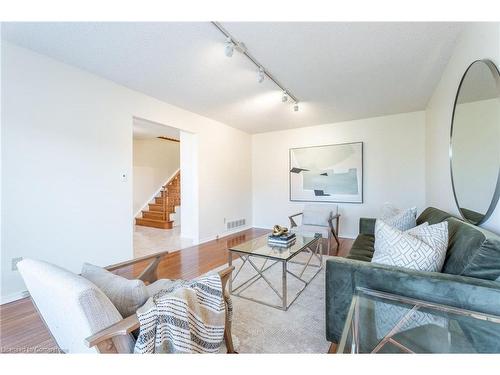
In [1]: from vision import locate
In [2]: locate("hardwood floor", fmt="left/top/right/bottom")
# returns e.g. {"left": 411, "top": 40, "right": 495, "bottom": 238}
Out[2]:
{"left": 0, "top": 228, "right": 353, "bottom": 353}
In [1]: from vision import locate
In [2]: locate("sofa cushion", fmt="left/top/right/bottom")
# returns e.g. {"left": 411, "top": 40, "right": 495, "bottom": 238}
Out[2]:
{"left": 81, "top": 263, "right": 149, "bottom": 318}
{"left": 347, "top": 234, "right": 375, "bottom": 261}
{"left": 417, "top": 207, "right": 454, "bottom": 226}
{"left": 443, "top": 218, "right": 500, "bottom": 280}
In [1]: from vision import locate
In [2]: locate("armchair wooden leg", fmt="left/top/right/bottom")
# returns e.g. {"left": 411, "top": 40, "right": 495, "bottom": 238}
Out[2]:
{"left": 328, "top": 342, "right": 337, "bottom": 354}
{"left": 219, "top": 266, "right": 237, "bottom": 353}
{"left": 223, "top": 289, "right": 236, "bottom": 354}
{"left": 224, "top": 324, "right": 235, "bottom": 353}
{"left": 223, "top": 296, "right": 236, "bottom": 353}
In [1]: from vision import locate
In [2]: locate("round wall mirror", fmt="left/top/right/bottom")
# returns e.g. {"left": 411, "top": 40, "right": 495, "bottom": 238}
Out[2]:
{"left": 450, "top": 59, "right": 500, "bottom": 225}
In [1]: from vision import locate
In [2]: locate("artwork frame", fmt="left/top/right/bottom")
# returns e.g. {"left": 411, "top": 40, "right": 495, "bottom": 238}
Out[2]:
{"left": 289, "top": 142, "right": 364, "bottom": 204}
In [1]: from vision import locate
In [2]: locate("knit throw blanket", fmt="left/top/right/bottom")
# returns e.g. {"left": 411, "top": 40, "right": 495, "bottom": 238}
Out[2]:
{"left": 134, "top": 274, "right": 230, "bottom": 354}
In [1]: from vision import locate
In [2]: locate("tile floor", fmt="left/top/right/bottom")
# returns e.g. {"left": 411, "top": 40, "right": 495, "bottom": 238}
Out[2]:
{"left": 133, "top": 225, "right": 193, "bottom": 258}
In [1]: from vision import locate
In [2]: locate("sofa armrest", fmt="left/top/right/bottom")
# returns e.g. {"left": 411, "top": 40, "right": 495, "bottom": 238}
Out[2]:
{"left": 325, "top": 257, "right": 500, "bottom": 344}
{"left": 359, "top": 218, "right": 376, "bottom": 235}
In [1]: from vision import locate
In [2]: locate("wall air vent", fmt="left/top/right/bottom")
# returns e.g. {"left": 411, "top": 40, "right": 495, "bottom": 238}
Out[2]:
{"left": 226, "top": 218, "right": 246, "bottom": 230}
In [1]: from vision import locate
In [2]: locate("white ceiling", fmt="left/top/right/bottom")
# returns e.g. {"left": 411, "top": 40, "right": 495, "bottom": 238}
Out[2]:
{"left": 2, "top": 22, "right": 464, "bottom": 134}
{"left": 133, "top": 117, "right": 180, "bottom": 140}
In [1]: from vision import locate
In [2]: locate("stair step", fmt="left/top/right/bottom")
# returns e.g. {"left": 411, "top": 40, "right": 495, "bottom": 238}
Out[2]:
{"left": 161, "top": 190, "right": 180, "bottom": 196}
{"left": 142, "top": 210, "right": 165, "bottom": 219}
{"left": 148, "top": 203, "right": 176, "bottom": 211}
{"left": 151, "top": 201, "right": 176, "bottom": 209}
{"left": 136, "top": 218, "right": 173, "bottom": 229}
{"left": 155, "top": 195, "right": 178, "bottom": 202}
{"left": 148, "top": 203, "right": 164, "bottom": 212}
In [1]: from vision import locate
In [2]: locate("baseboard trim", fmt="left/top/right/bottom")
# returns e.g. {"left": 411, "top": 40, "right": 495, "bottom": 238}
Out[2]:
{"left": 1, "top": 290, "right": 30, "bottom": 305}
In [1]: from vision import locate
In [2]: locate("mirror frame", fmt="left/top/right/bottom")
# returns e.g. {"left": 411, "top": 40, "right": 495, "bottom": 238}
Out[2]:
{"left": 449, "top": 59, "right": 500, "bottom": 225}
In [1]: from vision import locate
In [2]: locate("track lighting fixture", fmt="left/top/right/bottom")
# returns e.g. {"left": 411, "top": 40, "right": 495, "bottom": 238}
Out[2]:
{"left": 258, "top": 67, "right": 265, "bottom": 83}
{"left": 224, "top": 37, "right": 234, "bottom": 57}
{"left": 282, "top": 91, "right": 289, "bottom": 103}
{"left": 212, "top": 22, "right": 300, "bottom": 113}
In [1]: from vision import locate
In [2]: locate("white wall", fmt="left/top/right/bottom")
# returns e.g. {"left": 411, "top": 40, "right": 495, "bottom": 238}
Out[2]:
{"left": 179, "top": 131, "right": 199, "bottom": 240}
{"left": 1, "top": 42, "right": 252, "bottom": 303}
{"left": 252, "top": 111, "right": 426, "bottom": 238}
{"left": 133, "top": 137, "right": 180, "bottom": 216}
{"left": 426, "top": 23, "right": 500, "bottom": 233}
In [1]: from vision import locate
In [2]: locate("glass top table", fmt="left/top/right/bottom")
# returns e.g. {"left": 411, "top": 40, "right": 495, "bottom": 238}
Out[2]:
{"left": 338, "top": 287, "right": 500, "bottom": 353}
{"left": 229, "top": 232, "right": 320, "bottom": 261}
{"left": 228, "top": 232, "right": 323, "bottom": 310}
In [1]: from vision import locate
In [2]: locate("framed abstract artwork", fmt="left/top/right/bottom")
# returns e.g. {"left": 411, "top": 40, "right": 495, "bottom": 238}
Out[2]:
{"left": 289, "top": 142, "right": 363, "bottom": 203}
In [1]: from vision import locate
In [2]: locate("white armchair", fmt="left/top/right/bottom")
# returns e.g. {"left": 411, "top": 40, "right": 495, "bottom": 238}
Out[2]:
{"left": 289, "top": 204, "right": 340, "bottom": 254}
{"left": 17, "top": 254, "right": 235, "bottom": 353}
{"left": 17, "top": 258, "right": 135, "bottom": 353}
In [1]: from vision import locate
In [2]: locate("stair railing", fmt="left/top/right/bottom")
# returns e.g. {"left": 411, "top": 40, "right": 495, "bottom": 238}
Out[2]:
{"left": 161, "top": 170, "right": 180, "bottom": 223}
{"left": 162, "top": 186, "right": 168, "bottom": 222}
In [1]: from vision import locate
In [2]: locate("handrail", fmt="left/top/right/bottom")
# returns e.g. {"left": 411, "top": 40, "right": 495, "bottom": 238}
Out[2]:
{"left": 162, "top": 186, "right": 167, "bottom": 221}
{"left": 164, "top": 170, "right": 180, "bottom": 187}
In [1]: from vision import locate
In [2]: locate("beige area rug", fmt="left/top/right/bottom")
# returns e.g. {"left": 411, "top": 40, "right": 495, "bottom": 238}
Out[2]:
{"left": 215, "top": 252, "right": 331, "bottom": 353}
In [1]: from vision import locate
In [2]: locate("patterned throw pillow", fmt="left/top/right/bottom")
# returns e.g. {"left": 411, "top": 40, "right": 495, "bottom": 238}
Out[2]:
{"left": 372, "top": 219, "right": 448, "bottom": 272}
{"left": 372, "top": 220, "right": 449, "bottom": 338}
{"left": 380, "top": 205, "right": 418, "bottom": 231}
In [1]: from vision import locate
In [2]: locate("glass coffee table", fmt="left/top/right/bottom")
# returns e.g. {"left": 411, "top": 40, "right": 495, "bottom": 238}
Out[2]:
{"left": 228, "top": 233, "right": 322, "bottom": 311}
{"left": 337, "top": 287, "right": 500, "bottom": 353}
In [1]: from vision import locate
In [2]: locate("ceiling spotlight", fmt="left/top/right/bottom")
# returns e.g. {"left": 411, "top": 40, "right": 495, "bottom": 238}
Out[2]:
{"left": 212, "top": 22, "right": 301, "bottom": 109}
{"left": 282, "top": 91, "right": 289, "bottom": 103}
{"left": 235, "top": 42, "right": 247, "bottom": 54}
{"left": 258, "top": 67, "right": 265, "bottom": 83}
{"left": 225, "top": 37, "right": 234, "bottom": 57}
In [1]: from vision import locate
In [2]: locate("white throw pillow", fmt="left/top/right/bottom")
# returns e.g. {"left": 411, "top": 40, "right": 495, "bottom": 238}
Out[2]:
{"left": 372, "top": 220, "right": 448, "bottom": 272}
{"left": 380, "top": 205, "right": 418, "bottom": 231}
{"left": 372, "top": 220, "right": 449, "bottom": 339}
{"left": 81, "top": 263, "right": 149, "bottom": 318}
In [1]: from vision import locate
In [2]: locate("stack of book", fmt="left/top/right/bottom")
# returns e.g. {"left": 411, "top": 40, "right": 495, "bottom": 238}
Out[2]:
{"left": 268, "top": 232, "right": 296, "bottom": 248}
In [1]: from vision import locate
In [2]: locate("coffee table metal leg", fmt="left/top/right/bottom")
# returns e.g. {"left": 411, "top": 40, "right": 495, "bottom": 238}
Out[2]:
{"left": 282, "top": 261, "right": 287, "bottom": 310}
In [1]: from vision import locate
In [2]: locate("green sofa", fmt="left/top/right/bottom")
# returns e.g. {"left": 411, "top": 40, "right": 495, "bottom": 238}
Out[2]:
{"left": 325, "top": 207, "right": 500, "bottom": 352}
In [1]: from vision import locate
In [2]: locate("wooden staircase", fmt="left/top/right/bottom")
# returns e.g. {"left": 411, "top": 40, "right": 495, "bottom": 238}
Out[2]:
{"left": 135, "top": 171, "right": 180, "bottom": 229}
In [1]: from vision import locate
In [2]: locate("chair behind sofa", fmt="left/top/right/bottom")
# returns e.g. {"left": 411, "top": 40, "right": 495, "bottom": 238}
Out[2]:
{"left": 289, "top": 204, "right": 340, "bottom": 252}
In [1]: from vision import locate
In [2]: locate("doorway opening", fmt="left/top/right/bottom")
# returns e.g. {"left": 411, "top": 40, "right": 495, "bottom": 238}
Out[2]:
{"left": 132, "top": 117, "right": 195, "bottom": 257}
